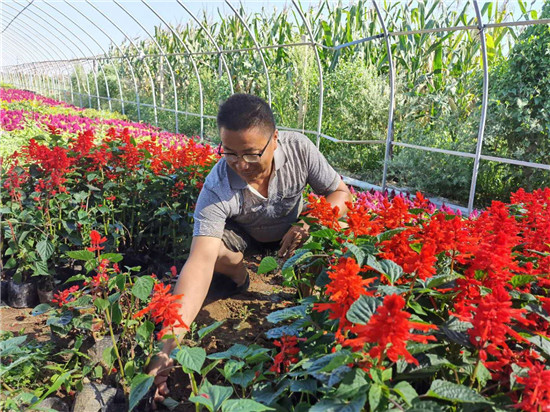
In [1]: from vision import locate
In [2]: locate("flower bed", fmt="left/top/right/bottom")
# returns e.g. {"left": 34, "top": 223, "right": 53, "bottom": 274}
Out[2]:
{"left": 1, "top": 89, "right": 549, "bottom": 411}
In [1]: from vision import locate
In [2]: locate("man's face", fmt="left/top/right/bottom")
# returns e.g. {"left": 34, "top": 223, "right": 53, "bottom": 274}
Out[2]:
{"left": 219, "top": 126, "right": 278, "bottom": 183}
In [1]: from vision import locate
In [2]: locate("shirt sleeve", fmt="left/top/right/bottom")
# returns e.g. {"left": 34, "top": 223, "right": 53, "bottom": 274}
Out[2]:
{"left": 193, "top": 187, "right": 228, "bottom": 238}
{"left": 303, "top": 137, "right": 341, "bottom": 196}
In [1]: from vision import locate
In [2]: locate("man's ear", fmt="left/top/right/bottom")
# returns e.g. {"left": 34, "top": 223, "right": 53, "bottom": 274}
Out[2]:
{"left": 273, "top": 129, "right": 279, "bottom": 149}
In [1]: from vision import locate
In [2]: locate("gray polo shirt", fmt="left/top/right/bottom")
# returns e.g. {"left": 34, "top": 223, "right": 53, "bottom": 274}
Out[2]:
{"left": 193, "top": 131, "right": 341, "bottom": 243}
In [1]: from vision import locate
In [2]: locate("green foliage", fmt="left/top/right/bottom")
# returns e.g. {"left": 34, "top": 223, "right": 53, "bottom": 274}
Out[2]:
{"left": 484, "top": 1, "right": 550, "bottom": 197}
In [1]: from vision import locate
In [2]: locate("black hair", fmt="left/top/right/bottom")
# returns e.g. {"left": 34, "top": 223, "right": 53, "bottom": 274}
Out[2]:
{"left": 217, "top": 94, "right": 275, "bottom": 134}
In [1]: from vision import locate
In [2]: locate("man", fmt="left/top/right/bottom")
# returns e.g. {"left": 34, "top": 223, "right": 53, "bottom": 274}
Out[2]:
{"left": 148, "top": 94, "right": 352, "bottom": 405}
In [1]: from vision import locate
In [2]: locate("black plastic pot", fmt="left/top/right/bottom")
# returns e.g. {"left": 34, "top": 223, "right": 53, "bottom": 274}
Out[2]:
{"left": 7, "top": 279, "right": 38, "bottom": 308}
{"left": 37, "top": 286, "right": 54, "bottom": 304}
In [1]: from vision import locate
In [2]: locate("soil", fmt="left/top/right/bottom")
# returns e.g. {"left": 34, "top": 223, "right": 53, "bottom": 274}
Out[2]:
{"left": 0, "top": 255, "right": 296, "bottom": 411}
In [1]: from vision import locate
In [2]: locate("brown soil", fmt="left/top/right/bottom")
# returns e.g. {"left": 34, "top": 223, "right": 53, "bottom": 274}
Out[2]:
{"left": 0, "top": 256, "right": 296, "bottom": 411}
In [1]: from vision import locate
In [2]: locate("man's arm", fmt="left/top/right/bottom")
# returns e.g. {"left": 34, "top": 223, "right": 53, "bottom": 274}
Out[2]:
{"left": 279, "top": 179, "right": 352, "bottom": 258}
{"left": 148, "top": 236, "right": 222, "bottom": 405}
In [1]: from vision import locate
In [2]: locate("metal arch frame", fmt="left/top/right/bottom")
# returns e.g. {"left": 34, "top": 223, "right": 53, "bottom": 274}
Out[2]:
{"left": 225, "top": 0, "right": 271, "bottom": 105}
{"left": 176, "top": 0, "right": 234, "bottom": 96}
{"left": 468, "top": 0, "right": 490, "bottom": 213}
{"left": 114, "top": 0, "right": 180, "bottom": 132}
{"left": 48, "top": 1, "right": 119, "bottom": 113}
{"left": 373, "top": 0, "right": 396, "bottom": 193}
{"left": 86, "top": 0, "right": 159, "bottom": 126}
{"left": 23, "top": 1, "right": 108, "bottom": 110}
{"left": 3, "top": 1, "right": 549, "bottom": 214}
{"left": 0, "top": 12, "right": 77, "bottom": 102}
{"left": 1, "top": 6, "right": 84, "bottom": 105}
{"left": 291, "top": 0, "right": 324, "bottom": 148}
{"left": 64, "top": 0, "right": 132, "bottom": 116}
{"left": 8, "top": 1, "right": 91, "bottom": 107}
{"left": 143, "top": 1, "right": 204, "bottom": 139}
{"left": 0, "top": 36, "right": 41, "bottom": 90}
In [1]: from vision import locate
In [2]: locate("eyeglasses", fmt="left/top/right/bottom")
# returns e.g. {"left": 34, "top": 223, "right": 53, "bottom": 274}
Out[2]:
{"left": 217, "top": 132, "right": 273, "bottom": 164}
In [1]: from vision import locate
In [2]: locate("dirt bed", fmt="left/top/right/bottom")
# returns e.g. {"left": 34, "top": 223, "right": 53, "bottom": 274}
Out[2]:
{"left": 0, "top": 256, "right": 295, "bottom": 410}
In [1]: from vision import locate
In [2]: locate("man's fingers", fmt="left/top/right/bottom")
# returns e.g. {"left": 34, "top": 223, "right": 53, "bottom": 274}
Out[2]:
{"left": 278, "top": 233, "right": 293, "bottom": 257}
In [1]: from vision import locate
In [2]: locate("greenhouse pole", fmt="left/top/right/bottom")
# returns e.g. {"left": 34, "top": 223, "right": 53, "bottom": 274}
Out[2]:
{"left": 373, "top": 0, "right": 396, "bottom": 192}
{"left": 177, "top": 0, "right": 235, "bottom": 96}
{"left": 66, "top": 0, "right": 128, "bottom": 115}
{"left": 225, "top": 0, "right": 272, "bottom": 106}
{"left": 292, "top": 0, "right": 324, "bottom": 148}
{"left": 86, "top": 0, "right": 145, "bottom": 122}
{"left": 30, "top": 1, "right": 110, "bottom": 110}
{"left": 144, "top": 1, "right": 205, "bottom": 140}
{"left": 468, "top": 0, "right": 490, "bottom": 214}
{"left": 91, "top": 2, "right": 159, "bottom": 127}
{"left": 115, "top": 1, "right": 180, "bottom": 132}
{"left": 52, "top": 1, "right": 120, "bottom": 112}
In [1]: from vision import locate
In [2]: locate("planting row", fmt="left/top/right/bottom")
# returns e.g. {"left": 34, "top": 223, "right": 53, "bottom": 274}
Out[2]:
{"left": 1, "top": 89, "right": 549, "bottom": 411}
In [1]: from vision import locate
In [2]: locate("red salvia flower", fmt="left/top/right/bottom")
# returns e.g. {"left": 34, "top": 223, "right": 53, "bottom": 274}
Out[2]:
{"left": 313, "top": 257, "right": 375, "bottom": 342}
{"left": 270, "top": 335, "right": 302, "bottom": 374}
{"left": 343, "top": 294, "right": 437, "bottom": 365}
{"left": 133, "top": 282, "right": 188, "bottom": 340}
{"left": 87, "top": 230, "right": 107, "bottom": 252}
{"left": 305, "top": 193, "right": 340, "bottom": 230}
{"left": 468, "top": 285, "right": 532, "bottom": 366}
{"left": 52, "top": 285, "right": 79, "bottom": 307}
{"left": 515, "top": 361, "right": 550, "bottom": 411}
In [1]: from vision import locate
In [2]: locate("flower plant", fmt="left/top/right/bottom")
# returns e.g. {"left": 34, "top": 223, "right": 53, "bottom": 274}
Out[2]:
{"left": 2, "top": 88, "right": 549, "bottom": 411}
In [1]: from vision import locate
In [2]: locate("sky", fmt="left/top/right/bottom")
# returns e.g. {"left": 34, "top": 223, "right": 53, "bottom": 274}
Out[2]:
{"left": 0, "top": 0, "right": 320, "bottom": 67}
{"left": 1, "top": 0, "right": 544, "bottom": 68}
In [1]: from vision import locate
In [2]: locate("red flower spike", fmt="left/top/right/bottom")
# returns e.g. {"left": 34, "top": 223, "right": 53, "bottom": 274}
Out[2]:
{"left": 88, "top": 230, "right": 107, "bottom": 252}
{"left": 343, "top": 294, "right": 437, "bottom": 366}
{"left": 133, "top": 283, "right": 188, "bottom": 340}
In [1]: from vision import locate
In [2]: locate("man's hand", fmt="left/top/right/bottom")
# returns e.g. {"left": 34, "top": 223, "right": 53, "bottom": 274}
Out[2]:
{"left": 278, "top": 223, "right": 309, "bottom": 259}
{"left": 147, "top": 351, "right": 174, "bottom": 410}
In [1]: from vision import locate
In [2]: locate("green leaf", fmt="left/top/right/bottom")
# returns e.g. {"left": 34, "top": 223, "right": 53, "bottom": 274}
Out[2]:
{"left": 346, "top": 296, "right": 382, "bottom": 325}
{"left": 428, "top": 379, "right": 490, "bottom": 403}
{"left": 132, "top": 276, "right": 155, "bottom": 301}
{"left": 310, "top": 394, "right": 366, "bottom": 412}
{"left": 257, "top": 256, "right": 278, "bottom": 274}
{"left": 290, "top": 379, "right": 317, "bottom": 394}
{"left": 376, "top": 228, "right": 406, "bottom": 243}
{"left": 282, "top": 250, "right": 313, "bottom": 274}
{"left": 64, "top": 274, "right": 87, "bottom": 283}
{"left": 124, "top": 360, "right": 136, "bottom": 379}
{"left": 367, "top": 257, "right": 403, "bottom": 284}
{"left": 31, "top": 371, "right": 71, "bottom": 406}
{"left": 36, "top": 239, "right": 54, "bottom": 261}
{"left": 510, "top": 275, "right": 534, "bottom": 288}
{"left": 33, "top": 261, "right": 49, "bottom": 276}
{"left": 528, "top": 334, "right": 550, "bottom": 357}
{"left": 129, "top": 374, "right": 154, "bottom": 411}
{"left": 221, "top": 399, "right": 274, "bottom": 412}
{"left": 94, "top": 298, "right": 109, "bottom": 311}
{"left": 368, "top": 383, "right": 382, "bottom": 410}
{"left": 66, "top": 250, "right": 95, "bottom": 261}
{"left": 136, "top": 321, "right": 155, "bottom": 342}
{"left": 111, "top": 302, "right": 123, "bottom": 325}
{"left": 189, "top": 395, "right": 214, "bottom": 412}
{"left": 266, "top": 305, "right": 307, "bottom": 324}
{"left": 175, "top": 346, "right": 206, "bottom": 373}
{"left": 342, "top": 243, "right": 365, "bottom": 265}
{"left": 100, "top": 253, "right": 123, "bottom": 263}
{"left": 32, "top": 303, "right": 53, "bottom": 316}
{"left": 305, "top": 352, "right": 352, "bottom": 374}
{"left": 198, "top": 320, "right": 225, "bottom": 340}
{"left": 393, "top": 381, "right": 418, "bottom": 405}
{"left": 335, "top": 369, "right": 369, "bottom": 399}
